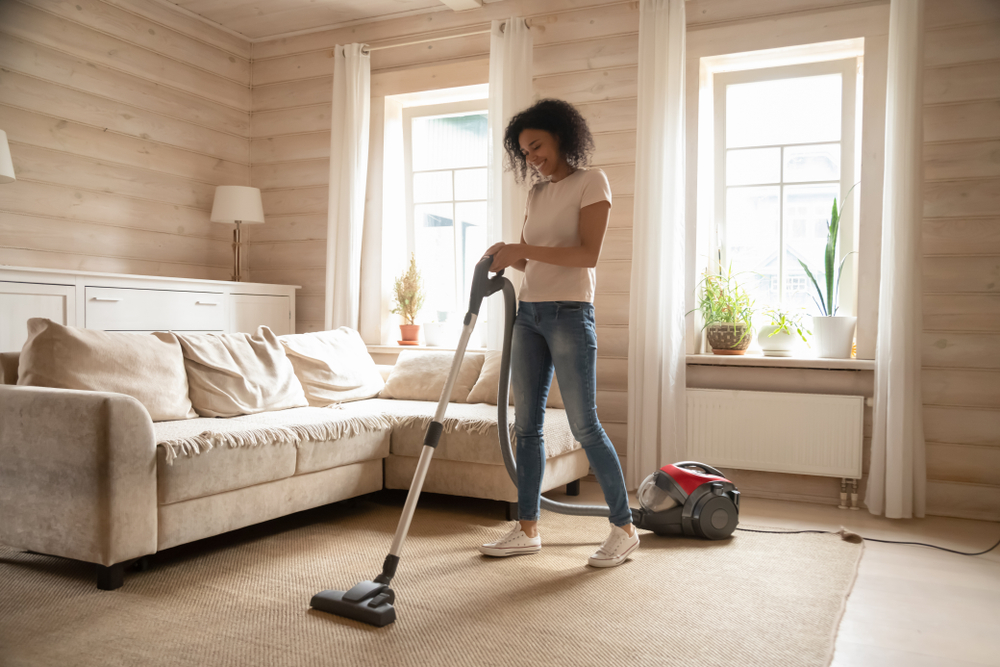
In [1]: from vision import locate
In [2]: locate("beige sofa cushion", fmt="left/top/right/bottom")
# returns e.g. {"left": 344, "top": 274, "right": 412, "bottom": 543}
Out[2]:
{"left": 379, "top": 350, "right": 485, "bottom": 403}
{"left": 466, "top": 350, "right": 565, "bottom": 408}
{"left": 16, "top": 318, "right": 196, "bottom": 421}
{"left": 176, "top": 327, "right": 308, "bottom": 418}
{"left": 156, "top": 439, "right": 297, "bottom": 506}
{"left": 377, "top": 398, "right": 580, "bottom": 465}
{"left": 279, "top": 327, "right": 384, "bottom": 406}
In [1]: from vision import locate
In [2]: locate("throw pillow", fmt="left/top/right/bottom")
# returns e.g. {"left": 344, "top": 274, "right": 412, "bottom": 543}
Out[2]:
{"left": 466, "top": 349, "right": 565, "bottom": 409}
{"left": 176, "top": 326, "right": 308, "bottom": 418}
{"left": 16, "top": 318, "right": 197, "bottom": 421}
{"left": 380, "top": 350, "right": 485, "bottom": 403}
{"left": 278, "top": 327, "right": 384, "bottom": 406}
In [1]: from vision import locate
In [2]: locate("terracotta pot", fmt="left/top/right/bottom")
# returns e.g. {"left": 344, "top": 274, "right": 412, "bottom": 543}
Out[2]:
{"left": 399, "top": 323, "right": 420, "bottom": 343}
{"left": 706, "top": 323, "right": 751, "bottom": 355}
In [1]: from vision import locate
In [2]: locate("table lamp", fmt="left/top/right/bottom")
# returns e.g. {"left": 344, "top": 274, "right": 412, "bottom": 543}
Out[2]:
{"left": 211, "top": 185, "right": 264, "bottom": 282}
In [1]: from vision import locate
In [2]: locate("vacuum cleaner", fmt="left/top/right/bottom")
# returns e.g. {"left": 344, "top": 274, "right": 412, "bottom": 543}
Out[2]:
{"left": 310, "top": 255, "right": 740, "bottom": 627}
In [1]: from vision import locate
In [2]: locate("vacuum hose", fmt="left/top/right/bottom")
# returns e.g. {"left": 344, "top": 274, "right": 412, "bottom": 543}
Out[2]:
{"left": 471, "top": 256, "right": 609, "bottom": 518}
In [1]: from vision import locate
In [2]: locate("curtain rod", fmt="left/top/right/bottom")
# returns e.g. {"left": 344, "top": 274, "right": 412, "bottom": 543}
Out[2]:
{"left": 361, "top": 19, "right": 524, "bottom": 55}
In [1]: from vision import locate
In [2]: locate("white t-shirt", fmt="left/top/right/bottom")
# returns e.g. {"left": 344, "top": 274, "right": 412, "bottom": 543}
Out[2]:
{"left": 518, "top": 168, "right": 613, "bottom": 303}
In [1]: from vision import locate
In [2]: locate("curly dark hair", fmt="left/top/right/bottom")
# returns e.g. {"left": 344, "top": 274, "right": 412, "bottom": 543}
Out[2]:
{"left": 503, "top": 98, "right": 594, "bottom": 185}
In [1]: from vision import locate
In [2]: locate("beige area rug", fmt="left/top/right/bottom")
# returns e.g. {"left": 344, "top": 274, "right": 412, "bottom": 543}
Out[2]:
{"left": 0, "top": 493, "right": 863, "bottom": 667}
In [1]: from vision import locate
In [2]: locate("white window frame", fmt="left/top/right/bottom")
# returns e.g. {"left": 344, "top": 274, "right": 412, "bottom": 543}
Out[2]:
{"left": 713, "top": 57, "right": 861, "bottom": 318}
{"left": 401, "top": 98, "right": 489, "bottom": 322}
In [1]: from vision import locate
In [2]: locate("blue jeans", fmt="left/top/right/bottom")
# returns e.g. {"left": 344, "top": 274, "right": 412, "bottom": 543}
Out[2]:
{"left": 511, "top": 300, "right": 633, "bottom": 527}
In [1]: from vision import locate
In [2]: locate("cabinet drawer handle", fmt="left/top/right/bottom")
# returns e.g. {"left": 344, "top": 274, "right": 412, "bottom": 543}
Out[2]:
{"left": 92, "top": 297, "right": 122, "bottom": 302}
{"left": 195, "top": 301, "right": 219, "bottom": 306}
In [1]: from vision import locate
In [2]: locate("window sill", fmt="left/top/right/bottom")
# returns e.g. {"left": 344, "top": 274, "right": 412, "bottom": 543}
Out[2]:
{"left": 368, "top": 344, "right": 487, "bottom": 354}
{"left": 686, "top": 353, "right": 875, "bottom": 371}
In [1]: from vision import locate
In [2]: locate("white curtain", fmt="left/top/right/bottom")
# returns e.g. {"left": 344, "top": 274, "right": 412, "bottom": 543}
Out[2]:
{"left": 866, "top": 0, "right": 926, "bottom": 519}
{"left": 325, "top": 43, "right": 371, "bottom": 331}
{"left": 486, "top": 18, "right": 533, "bottom": 349}
{"left": 626, "top": 0, "right": 686, "bottom": 489}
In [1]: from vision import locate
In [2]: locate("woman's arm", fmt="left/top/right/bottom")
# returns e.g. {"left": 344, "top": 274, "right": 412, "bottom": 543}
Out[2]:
{"left": 487, "top": 200, "right": 611, "bottom": 272}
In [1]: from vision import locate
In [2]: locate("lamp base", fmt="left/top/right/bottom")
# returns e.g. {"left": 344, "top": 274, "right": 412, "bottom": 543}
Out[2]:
{"left": 231, "top": 220, "right": 244, "bottom": 282}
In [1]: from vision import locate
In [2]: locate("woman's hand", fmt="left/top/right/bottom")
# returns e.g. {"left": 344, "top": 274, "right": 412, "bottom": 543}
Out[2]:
{"left": 483, "top": 242, "right": 524, "bottom": 272}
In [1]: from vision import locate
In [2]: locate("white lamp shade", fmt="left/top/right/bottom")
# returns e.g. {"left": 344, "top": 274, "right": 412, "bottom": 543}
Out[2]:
{"left": 210, "top": 185, "right": 265, "bottom": 224}
{"left": 0, "top": 130, "right": 16, "bottom": 184}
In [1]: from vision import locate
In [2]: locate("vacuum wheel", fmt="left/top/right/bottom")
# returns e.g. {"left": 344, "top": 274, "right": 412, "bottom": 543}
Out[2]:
{"left": 694, "top": 496, "right": 738, "bottom": 540}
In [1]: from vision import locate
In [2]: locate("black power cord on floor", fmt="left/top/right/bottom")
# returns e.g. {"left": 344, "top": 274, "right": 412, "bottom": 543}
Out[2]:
{"left": 736, "top": 527, "right": 1000, "bottom": 556}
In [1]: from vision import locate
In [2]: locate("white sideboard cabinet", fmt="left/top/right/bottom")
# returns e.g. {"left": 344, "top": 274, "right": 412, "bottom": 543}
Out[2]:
{"left": 0, "top": 266, "right": 299, "bottom": 353}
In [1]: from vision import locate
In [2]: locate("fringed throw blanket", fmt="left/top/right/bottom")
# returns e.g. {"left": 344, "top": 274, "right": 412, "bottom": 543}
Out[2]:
{"left": 155, "top": 403, "right": 394, "bottom": 464}
{"left": 154, "top": 399, "right": 580, "bottom": 465}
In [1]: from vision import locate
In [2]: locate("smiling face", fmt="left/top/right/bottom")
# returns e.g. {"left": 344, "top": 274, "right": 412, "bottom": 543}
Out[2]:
{"left": 518, "top": 128, "right": 564, "bottom": 180}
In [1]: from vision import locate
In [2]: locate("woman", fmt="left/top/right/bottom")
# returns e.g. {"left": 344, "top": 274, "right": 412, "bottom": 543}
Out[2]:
{"left": 479, "top": 99, "right": 637, "bottom": 568}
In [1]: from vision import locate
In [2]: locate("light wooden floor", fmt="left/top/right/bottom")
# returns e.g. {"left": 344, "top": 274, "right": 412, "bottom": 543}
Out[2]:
{"left": 548, "top": 482, "right": 1000, "bottom": 667}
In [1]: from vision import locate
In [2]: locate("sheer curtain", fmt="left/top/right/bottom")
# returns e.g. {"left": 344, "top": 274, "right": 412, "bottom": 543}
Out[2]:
{"left": 486, "top": 18, "right": 533, "bottom": 349}
{"left": 325, "top": 43, "right": 371, "bottom": 331}
{"left": 626, "top": 0, "right": 687, "bottom": 488}
{"left": 866, "top": 0, "right": 926, "bottom": 519}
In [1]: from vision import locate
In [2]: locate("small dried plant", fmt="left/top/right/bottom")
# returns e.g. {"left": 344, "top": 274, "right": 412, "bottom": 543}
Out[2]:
{"left": 391, "top": 253, "right": 425, "bottom": 325}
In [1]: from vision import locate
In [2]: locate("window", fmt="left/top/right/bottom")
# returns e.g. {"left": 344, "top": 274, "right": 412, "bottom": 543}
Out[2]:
{"left": 714, "top": 58, "right": 860, "bottom": 318}
{"left": 402, "top": 100, "right": 488, "bottom": 326}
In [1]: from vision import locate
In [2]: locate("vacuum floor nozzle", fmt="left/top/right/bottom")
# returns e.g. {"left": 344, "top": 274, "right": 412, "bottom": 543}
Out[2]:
{"left": 311, "top": 581, "right": 397, "bottom": 627}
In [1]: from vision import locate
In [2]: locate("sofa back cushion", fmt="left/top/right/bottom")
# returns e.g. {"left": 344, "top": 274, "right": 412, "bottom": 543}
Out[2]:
{"left": 175, "top": 327, "right": 308, "bottom": 418}
{"left": 16, "top": 318, "right": 197, "bottom": 421}
{"left": 380, "top": 350, "right": 485, "bottom": 403}
{"left": 465, "top": 350, "right": 565, "bottom": 408}
{"left": 278, "top": 327, "right": 384, "bottom": 406}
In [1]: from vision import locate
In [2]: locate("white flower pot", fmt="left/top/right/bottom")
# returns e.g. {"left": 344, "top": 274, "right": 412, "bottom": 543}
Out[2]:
{"left": 758, "top": 325, "right": 797, "bottom": 357}
{"left": 812, "top": 316, "right": 857, "bottom": 359}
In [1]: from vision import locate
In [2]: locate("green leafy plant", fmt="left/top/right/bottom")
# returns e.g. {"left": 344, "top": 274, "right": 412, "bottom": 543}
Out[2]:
{"left": 691, "top": 264, "right": 756, "bottom": 345}
{"left": 391, "top": 253, "right": 425, "bottom": 325}
{"left": 797, "top": 185, "right": 858, "bottom": 317}
{"left": 762, "top": 306, "right": 811, "bottom": 344}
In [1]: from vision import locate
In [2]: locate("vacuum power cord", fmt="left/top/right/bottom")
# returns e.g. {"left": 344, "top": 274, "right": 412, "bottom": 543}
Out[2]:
{"left": 735, "top": 527, "right": 1000, "bottom": 556}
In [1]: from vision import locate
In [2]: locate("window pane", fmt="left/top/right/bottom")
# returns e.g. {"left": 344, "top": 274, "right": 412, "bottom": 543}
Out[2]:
{"left": 726, "top": 147, "right": 780, "bottom": 186}
{"left": 784, "top": 144, "right": 840, "bottom": 183}
{"left": 726, "top": 186, "right": 780, "bottom": 308}
{"left": 784, "top": 183, "right": 840, "bottom": 315}
{"left": 414, "top": 203, "right": 455, "bottom": 318}
{"left": 457, "top": 201, "right": 488, "bottom": 307}
{"left": 413, "top": 170, "right": 452, "bottom": 203}
{"left": 412, "top": 112, "right": 488, "bottom": 172}
{"left": 726, "top": 74, "right": 842, "bottom": 148}
{"left": 455, "top": 168, "right": 487, "bottom": 201}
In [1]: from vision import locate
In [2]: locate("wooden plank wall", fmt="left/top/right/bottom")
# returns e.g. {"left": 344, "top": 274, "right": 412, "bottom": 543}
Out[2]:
{"left": 0, "top": 0, "right": 250, "bottom": 281}
{"left": 921, "top": 0, "right": 1000, "bottom": 521}
{"left": 249, "top": 0, "right": 890, "bottom": 478}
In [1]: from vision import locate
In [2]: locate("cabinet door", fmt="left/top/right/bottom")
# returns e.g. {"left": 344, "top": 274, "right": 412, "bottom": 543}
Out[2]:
{"left": 0, "top": 282, "right": 76, "bottom": 352}
{"left": 231, "top": 294, "right": 292, "bottom": 335}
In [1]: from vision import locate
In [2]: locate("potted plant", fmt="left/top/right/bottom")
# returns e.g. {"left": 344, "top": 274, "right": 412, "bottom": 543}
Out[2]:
{"left": 758, "top": 307, "right": 811, "bottom": 357}
{"left": 796, "top": 188, "right": 857, "bottom": 359}
{"left": 391, "top": 253, "right": 425, "bottom": 345}
{"left": 693, "top": 265, "right": 756, "bottom": 355}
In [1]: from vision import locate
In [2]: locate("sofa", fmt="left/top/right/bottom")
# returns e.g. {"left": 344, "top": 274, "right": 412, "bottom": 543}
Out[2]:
{"left": 0, "top": 320, "right": 589, "bottom": 590}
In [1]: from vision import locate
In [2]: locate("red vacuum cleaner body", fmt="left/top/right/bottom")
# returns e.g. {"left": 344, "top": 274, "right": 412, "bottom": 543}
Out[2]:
{"left": 632, "top": 461, "right": 740, "bottom": 540}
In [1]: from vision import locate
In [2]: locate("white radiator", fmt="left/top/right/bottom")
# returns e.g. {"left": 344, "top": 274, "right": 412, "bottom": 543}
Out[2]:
{"left": 686, "top": 389, "right": 864, "bottom": 479}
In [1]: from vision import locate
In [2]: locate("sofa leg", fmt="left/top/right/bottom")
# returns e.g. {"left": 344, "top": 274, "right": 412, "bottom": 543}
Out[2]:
{"left": 566, "top": 479, "right": 581, "bottom": 496}
{"left": 96, "top": 562, "right": 125, "bottom": 591}
{"left": 505, "top": 501, "right": 518, "bottom": 522}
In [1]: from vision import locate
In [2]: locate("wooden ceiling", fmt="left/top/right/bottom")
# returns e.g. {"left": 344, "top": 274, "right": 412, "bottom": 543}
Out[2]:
{"left": 169, "top": 0, "right": 460, "bottom": 41}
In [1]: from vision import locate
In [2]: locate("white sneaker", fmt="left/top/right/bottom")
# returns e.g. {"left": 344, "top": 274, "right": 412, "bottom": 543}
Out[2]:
{"left": 478, "top": 522, "right": 542, "bottom": 557}
{"left": 588, "top": 524, "right": 639, "bottom": 568}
